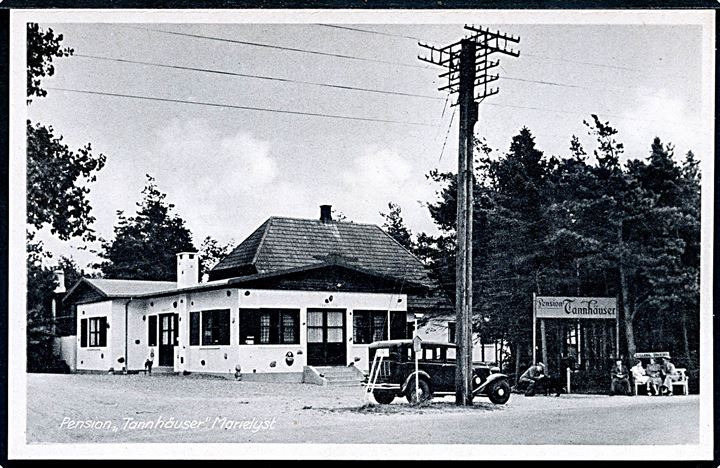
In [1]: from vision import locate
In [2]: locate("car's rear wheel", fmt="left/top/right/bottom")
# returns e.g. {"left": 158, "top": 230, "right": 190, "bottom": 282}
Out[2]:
{"left": 487, "top": 380, "right": 511, "bottom": 405}
{"left": 372, "top": 390, "right": 396, "bottom": 405}
{"left": 405, "top": 379, "right": 432, "bottom": 404}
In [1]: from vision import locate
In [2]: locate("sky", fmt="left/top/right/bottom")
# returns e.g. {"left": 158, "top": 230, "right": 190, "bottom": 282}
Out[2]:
{"left": 27, "top": 20, "right": 706, "bottom": 272}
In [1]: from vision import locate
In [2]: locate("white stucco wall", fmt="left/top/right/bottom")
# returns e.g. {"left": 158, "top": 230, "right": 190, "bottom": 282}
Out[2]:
{"left": 75, "top": 300, "right": 114, "bottom": 371}
{"left": 75, "top": 288, "right": 408, "bottom": 376}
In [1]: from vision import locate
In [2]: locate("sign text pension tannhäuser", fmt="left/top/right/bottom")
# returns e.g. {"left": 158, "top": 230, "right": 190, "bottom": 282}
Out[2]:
{"left": 535, "top": 296, "right": 617, "bottom": 319}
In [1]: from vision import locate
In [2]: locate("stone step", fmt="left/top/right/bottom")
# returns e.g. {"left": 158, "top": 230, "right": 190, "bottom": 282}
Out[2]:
{"left": 326, "top": 379, "right": 364, "bottom": 387}
{"left": 324, "top": 373, "right": 363, "bottom": 381}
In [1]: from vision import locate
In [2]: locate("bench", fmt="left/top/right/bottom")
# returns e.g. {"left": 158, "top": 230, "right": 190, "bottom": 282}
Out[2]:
{"left": 634, "top": 368, "right": 688, "bottom": 395}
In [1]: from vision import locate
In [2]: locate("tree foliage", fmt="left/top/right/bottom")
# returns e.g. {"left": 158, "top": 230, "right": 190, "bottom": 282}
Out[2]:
{"left": 198, "top": 236, "right": 235, "bottom": 278}
{"left": 27, "top": 22, "right": 74, "bottom": 102}
{"left": 27, "top": 121, "right": 106, "bottom": 241}
{"left": 419, "top": 120, "right": 700, "bottom": 378}
{"left": 380, "top": 202, "right": 414, "bottom": 251}
{"left": 97, "top": 175, "right": 195, "bottom": 281}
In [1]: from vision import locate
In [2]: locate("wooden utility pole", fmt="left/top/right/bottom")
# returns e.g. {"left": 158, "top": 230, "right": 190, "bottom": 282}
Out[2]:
{"left": 419, "top": 26, "right": 520, "bottom": 406}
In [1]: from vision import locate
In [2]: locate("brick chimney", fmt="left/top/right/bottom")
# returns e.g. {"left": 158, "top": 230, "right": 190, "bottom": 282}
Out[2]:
{"left": 320, "top": 205, "right": 332, "bottom": 223}
{"left": 177, "top": 252, "right": 199, "bottom": 288}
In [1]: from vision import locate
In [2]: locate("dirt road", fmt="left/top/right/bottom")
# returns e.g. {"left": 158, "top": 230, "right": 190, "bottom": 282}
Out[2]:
{"left": 25, "top": 373, "right": 699, "bottom": 444}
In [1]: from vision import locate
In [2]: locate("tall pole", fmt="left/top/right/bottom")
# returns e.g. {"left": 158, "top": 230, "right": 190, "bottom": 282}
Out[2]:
{"left": 532, "top": 292, "right": 537, "bottom": 364}
{"left": 454, "top": 40, "right": 478, "bottom": 406}
{"left": 419, "top": 25, "right": 520, "bottom": 406}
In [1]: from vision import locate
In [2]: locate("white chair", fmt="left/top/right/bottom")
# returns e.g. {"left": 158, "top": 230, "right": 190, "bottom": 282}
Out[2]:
{"left": 669, "top": 368, "right": 689, "bottom": 395}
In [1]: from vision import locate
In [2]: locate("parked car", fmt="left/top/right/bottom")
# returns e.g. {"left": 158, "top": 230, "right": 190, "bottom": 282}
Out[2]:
{"left": 364, "top": 340, "right": 511, "bottom": 405}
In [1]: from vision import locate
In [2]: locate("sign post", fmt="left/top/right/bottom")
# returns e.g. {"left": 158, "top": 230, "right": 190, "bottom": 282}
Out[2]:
{"left": 615, "top": 295, "right": 620, "bottom": 359}
{"left": 413, "top": 313, "right": 424, "bottom": 404}
{"left": 533, "top": 296, "right": 618, "bottom": 378}
{"left": 413, "top": 335, "right": 422, "bottom": 404}
{"left": 532, "top": 292, "right": 537, "bottom": 365}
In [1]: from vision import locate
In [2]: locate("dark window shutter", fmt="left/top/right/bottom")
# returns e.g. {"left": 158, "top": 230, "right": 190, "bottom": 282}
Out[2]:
{"left": 99, "top": 317, "right": 107, "bottom": 347}
{"left": 218, "top": 309, "right": 230, "bottom": 345}
{"left": 448, "top": 322, "right": 456, "bottom": 344}
{"left": 390, "top": 311, "right": 406, "bottom": 339}
{"left": 80, "top": 319, "right": 88, "bottom": 348}
{"left": 190, "top": 312, "right": 200, "bottom": 346}
{"left": 148, "top": 315, "right": 158, "bottom": 346}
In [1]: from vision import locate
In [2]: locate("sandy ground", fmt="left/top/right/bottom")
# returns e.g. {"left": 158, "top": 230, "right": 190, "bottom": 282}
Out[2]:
{"left": 25, "top": 373, "right": 699, "bottom": 444}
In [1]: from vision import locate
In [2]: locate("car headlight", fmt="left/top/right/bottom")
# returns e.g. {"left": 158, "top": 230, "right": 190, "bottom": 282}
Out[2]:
{"left": 474, "top": 376, "right": 482, "bottom": 385}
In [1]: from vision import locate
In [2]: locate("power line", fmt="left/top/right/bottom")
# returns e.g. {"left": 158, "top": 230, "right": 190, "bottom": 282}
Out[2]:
{"left": 316, "top": 24, "right": 423, "bottom": 42}
{"left": 313, "top": 23, "right": 688, "bottom": 77}
{"left": 46, "top": 87, "right": 439, "bottom": 127}
{"left": 124, "top": 25, "right": 431, "bottom": 70}
{"left": 74, "top": 53, "right": 444, "bottom": 101}
{"left": 438, "top": 107, "right": 457, "bottom": 163}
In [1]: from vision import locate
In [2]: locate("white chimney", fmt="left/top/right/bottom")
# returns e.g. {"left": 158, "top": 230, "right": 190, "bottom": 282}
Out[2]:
{"left": 53, "top": 270, "right": 66, "bottom": 294}
{"left": 176, "top": 252, "right": 199, "bottom": 288}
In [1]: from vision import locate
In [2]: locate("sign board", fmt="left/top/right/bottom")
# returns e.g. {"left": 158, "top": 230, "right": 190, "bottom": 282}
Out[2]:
{"left": 375, "top": 348, "right": 389, "bottom": 358}
{"left": 413, "top": 336, "right": 423, "bottom": 353}
{"left": 535, "top": 296, "right": 617, "bottom": 319}
{"left": 634, "top": 352, "right": 670, "bottom": 359}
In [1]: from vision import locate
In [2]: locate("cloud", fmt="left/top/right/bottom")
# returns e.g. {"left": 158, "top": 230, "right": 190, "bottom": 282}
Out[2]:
{"left": 139, "top": 119, "right": 282, "bottom": 244}
{"left": 334, "top": 146, "right": 438, "bottom": 234}
{"left": 616, "top": 88, "right": 703, "bottom": 159}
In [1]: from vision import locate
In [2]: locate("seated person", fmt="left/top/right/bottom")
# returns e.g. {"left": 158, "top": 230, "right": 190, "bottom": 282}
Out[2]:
{"left": 645, "top": 357, "right": 663, "bottom": 395}
{"left": 516, "top": 362, "right": 546, "bottom": 397}
{"left": 660, "top": 356, "right": 680, "bottom": 396}
{"left": 609, "top": 359, "right": 631, "bottom": 396}
{"left": 630, "top": 359, "right": 650, "bottom": 393}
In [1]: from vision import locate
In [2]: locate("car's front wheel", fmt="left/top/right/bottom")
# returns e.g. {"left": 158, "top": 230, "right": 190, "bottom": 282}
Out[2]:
{"left": 372, "top": 390, "right": 396, "bottom": 405}
{"left": 405, "top": 379, "right": 432, "bottom": 404}
{"left": 487, "top": 380, "right": 511, "bottom": 404}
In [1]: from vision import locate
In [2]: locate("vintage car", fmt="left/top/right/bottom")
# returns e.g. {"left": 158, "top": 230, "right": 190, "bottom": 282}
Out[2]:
{"left": 364, "top": 339, "right": 511, "bottom": 405}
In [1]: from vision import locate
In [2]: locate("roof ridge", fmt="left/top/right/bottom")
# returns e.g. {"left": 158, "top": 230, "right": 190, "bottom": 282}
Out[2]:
{"left": 268, "top": 215, "right": 378, "bottom": 227}
{"left": 251, "top": 217, "right": 274, "bottom": 267}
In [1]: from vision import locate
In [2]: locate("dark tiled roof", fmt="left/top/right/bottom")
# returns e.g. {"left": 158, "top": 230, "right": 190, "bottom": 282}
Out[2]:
{"left": 211, "top": 217, "right": 434, "bottom": 288}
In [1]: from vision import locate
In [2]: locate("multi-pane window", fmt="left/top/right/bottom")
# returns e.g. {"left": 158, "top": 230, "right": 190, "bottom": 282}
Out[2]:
{"left": 353, "top": 311, "right": 388, "bottom": 344}
{"left": 239, "top": 309, "right": 300, "bottom": 345}
{"left": 193, "top": 309, "right": 230, "bottom": 346}
{"left": 307, "top": 310, "right": 324, "bottom": 344}
{"left": 81, "top": 316, "right": 107, "bottom": 347}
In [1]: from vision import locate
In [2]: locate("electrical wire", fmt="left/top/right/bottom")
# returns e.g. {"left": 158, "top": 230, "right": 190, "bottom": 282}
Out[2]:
{"left": 124, "top": 25, "right": 431, "bottom": 70}
{"left": 74, "top": 53, "right": 443, "bottom": 101}
{"left": 46, "top": 86, "right": 439, "bottom": 127}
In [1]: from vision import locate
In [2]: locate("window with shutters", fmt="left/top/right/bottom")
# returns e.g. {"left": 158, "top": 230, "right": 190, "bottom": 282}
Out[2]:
{"left": 88, "top": 316, "right": 107, "bottom": 347}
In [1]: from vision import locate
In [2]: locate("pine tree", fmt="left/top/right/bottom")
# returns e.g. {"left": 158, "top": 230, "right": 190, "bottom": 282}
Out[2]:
{"left": 380, "top": 202, "right": 415, "bottom": 251}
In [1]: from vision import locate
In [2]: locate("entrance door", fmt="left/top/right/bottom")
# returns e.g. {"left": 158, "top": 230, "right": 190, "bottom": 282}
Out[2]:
{"left": 159, "top": 313, "right": 178, "bottom": 367}
{"left": 307, "top": 309, "right": 346, "bottom": 366}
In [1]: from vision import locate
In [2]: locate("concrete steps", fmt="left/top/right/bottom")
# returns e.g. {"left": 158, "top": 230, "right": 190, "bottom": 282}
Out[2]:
{"left": 313, "top": 366, "right": 365, "bottom": 387}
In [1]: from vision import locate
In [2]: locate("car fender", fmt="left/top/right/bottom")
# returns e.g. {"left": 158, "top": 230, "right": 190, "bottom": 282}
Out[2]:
{"left": 401, "top": 370, "right": 432, "bottom": 393}
{"left": 475, "top": 373, "right": 508, "bottom": 394}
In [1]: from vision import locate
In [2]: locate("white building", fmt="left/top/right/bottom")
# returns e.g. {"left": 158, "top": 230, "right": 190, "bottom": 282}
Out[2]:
{"left": 63, "top": 206, "right": 453, "bottom": 382}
